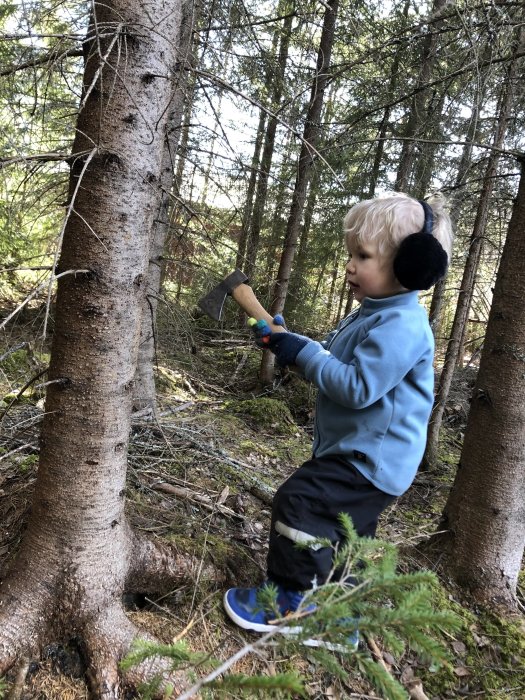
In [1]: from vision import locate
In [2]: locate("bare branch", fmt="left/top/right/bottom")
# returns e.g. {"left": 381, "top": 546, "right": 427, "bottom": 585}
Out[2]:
{"left": 0, "top": 48, "right": 83, "bottom": 78}
{"left": 0, "top": 269, "right": 91, "bottom": 332}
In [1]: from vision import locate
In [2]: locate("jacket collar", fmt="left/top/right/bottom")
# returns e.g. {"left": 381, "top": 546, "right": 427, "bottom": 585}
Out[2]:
{"left": 358, "top": 291, "right": 420, "bottom": 317}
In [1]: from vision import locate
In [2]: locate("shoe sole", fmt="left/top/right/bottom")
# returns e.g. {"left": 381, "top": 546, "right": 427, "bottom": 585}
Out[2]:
{"left": 301, "top": 638, "right": 359, "bottom": 653}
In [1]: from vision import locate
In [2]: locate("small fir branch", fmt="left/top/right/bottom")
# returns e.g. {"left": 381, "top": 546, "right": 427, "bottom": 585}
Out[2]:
{"left": 356, "top": 654, "right": 409, "bottom": 700}
{"left": 120, "top": 639, "right": 212, "bottom": 672}
{"left": 207, "top": 671, "right": 306, "bottom": 697}
{"left": 135, "top": 675, "right": 163, "bottom": 700}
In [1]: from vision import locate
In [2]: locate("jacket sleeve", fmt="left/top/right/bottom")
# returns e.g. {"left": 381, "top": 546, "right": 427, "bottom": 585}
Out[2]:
{"left": 295, "top": 310, "right": 432, "bottom": 408}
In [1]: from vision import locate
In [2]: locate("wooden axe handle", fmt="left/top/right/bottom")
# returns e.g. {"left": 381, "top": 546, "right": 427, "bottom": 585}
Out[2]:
{"left": 231, "top": 284, "right": 285, "bottom": 333}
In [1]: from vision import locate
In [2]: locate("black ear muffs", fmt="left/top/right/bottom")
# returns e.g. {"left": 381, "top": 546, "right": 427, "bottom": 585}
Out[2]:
{"left": 393, "top": 200, "right": 448, "bottom": 290}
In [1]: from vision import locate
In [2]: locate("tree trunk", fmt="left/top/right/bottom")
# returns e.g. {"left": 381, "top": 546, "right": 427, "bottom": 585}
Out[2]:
{"left": 423, "top": 50, "right": 519, "bottom": 469}
{"left": 412, "top": 87, "right": 447, "bottom": 199}
{"left": 244, "top": 4, "right": 294, "bottom": 283}
{"left": 259, "top": 0, "right": 339, "bottom": 385}
{"left": 286, "top": 170, "right": 318, "bottom": 323}
{"left": 428, "top": 76, "right": 485, "bottom": 336}
{"left": 133, "top": 0, "right": 195, "bottom": 414}
{"left": 236, "top": 107, "right": 267, "bottom": 271}
{"left": 0, "top": 2, "right": 210, "bottom": 695}
{"left": 395, "top": 0, "right": 447, "bottom": 192}
{"left": 368, "top": 0, "right": 410, "bottom": 198}
{"left": 440, "top": 156, "right": 525, "bottom": 611}
{"left": 327, "top": 246, "right": 341, "bottom": 319}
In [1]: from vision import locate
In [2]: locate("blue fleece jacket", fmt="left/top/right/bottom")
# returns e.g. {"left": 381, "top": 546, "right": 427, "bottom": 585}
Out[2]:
{"left": 295, "top": 291, "right": 434, "bottom": 496}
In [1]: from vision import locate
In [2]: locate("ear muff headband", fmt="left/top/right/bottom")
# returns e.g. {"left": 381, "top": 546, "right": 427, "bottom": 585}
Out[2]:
{"left": 393, "top": 200, "right": 448, "bottom": 290}
{"left": 418, "top": 200, "right": 434, "bottom": 236}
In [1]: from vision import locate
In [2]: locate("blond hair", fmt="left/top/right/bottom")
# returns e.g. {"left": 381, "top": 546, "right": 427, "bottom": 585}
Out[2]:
{"left": 343, "top": 192, "right": 453, "bottom": 262}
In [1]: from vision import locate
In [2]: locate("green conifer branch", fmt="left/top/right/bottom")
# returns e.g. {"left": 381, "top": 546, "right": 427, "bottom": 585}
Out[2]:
{"left": 207, "top": 671, "right": 306, "bottom": 697}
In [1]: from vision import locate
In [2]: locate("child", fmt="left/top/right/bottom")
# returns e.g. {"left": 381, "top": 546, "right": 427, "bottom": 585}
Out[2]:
{"left": 223, "top": 193, "right": 453, "bottom": 639}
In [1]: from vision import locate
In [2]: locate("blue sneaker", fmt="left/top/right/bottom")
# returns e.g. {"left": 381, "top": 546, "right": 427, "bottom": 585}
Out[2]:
{"left": 223, "top": 582, "right": 314, "bottom": 633}
{"left": 224, "top": 584, "right": 359, "bottom": 652}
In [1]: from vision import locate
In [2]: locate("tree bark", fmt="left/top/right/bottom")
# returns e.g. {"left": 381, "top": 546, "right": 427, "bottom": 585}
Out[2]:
{"left": 0, "top": 1, "right": 211, "bottom": 695}
{"left": 259, "top": 0, "right": 339, "bottom": 385}
{"left": 440, "top": 156, "right": 525, "bottom": 611}
{"left": 133, "top": 0, "right": 195, "bottom": 414}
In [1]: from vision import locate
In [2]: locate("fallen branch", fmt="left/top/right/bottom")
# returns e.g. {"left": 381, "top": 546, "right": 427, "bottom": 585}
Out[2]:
{"left": 150, "top": 480, "right": 244, "bottom": 520}
{"left": 0, "top": 444, "right": 37, "bottom": 463}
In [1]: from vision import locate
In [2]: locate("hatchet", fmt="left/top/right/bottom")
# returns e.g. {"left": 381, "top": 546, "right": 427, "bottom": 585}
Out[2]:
{"left": 198, "top": 269, "right": 285, "bottom": 333}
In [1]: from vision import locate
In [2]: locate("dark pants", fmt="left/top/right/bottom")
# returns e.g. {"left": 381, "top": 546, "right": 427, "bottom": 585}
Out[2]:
{"left": 267, "top": 455, "right": 396, "bottom": 591}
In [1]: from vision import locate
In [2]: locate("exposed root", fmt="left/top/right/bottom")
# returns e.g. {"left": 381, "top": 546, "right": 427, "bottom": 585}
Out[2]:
{"left": 84, "top": 604, "right": 187, "bottom": 699}
{"left": 6, "top": 656, "right": 30, "bottom": 700}
{"left": 0, "top": 592, "right": 49, "bottom": 676}
{"left": 127, "top": 530, "right": 223, "bottom": 595}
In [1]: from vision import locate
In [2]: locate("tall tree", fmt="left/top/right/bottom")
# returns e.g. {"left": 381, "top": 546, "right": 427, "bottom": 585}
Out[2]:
{"left": 133, "top": 0, "right": 196, "bottom": 414}
{"left": 244, "top": 2, "right": 294, "bottom": 282}
{"left": 394, "top": 0, "right": 448, "bottom": 192}
{"left": 428, "top": 74, "right": 486, "bottom": 335}
{"left": 438, "top": 156, "right": 525, "bottom": 611}
{"left": 0, "top": 0, "right": 206, "bottom": 694}
{"left": 424, "top": 44, "right": 520, "bottom": 468}
{"left": 367, "top": 0, "right": 410, "bottom": 198}
{"left": 260, "top": 0, "right": 339, "bottom": 384}
{"left": 235, "top": 107, "right": 267, "bottom": 271}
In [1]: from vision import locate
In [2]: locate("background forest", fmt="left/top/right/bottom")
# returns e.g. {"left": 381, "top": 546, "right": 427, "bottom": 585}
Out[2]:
{"left": 0, "top": 0, "right": 524, "bottom": 698}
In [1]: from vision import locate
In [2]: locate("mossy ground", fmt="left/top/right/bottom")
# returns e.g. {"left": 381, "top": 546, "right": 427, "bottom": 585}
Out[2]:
{"left": 0, "top": 328, "right": 523, "bottom": 699}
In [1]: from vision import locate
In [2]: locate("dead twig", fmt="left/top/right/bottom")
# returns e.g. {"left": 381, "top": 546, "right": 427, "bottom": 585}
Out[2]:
{"left": 0, "top": 343, "right": 29, "bottom": 363}
{"left": 0, "top": 368, "right": 48, "bottom": 423}
{"left": 0, "top": 444, "right": 37, "bottom": 463}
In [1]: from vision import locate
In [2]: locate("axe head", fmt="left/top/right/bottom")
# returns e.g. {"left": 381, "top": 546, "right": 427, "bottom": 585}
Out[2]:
{"left": 198, "top": 269, "right": 249, "bottom": 321}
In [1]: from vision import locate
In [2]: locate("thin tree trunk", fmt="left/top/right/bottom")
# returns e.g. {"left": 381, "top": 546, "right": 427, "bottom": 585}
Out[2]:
{"left": 286, "top": 171, "right": 317, "bottom": 323}
{"left": 342, "top": 284, "right": 354, "bottom": 319}
{"left": 244, "top": 5, "right": 294, "bottom": 282}
{"left": 428, "top": 73, "right": 486, "bottom": 335}
{"left": 236, "top": 107, "right": 267, "bottom": 271}
{"left": 395, "top": 0, "right": 447, "bottom": 192}
{"left": 0, "top": 2, "right": 208, "bottom": 694}
{"left": 173, "top": 83, "right": 194, "bottom": 197}
{"left": 423, "top": 49, "right": 519, "bottom": 469}
{"left": 439, "top": 156, "right": 525, "bottom": 611}
{"left": 328, "top": 245, "right": 344, "bottom": 319}
{"left": 412, "top": 88, "right": 447, "bottom": 199}
{"left": 262, "top": 125, "right": 298, "bottom": 294}
{"left": 133, "top": 0, "right": 195, "bottom": 414}
{"left": 260, "top": 0, "right": 339, "bottom": 385}
{"left": 368, "top": 0, "right": 410, "bottom": 198}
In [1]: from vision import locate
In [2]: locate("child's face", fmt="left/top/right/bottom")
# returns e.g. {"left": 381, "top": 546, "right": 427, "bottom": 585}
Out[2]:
{"left": 345, "top": 240, "right": 405, "bottom": 302}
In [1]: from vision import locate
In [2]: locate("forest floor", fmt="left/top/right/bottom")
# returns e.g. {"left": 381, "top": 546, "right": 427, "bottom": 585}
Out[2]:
{"left": 0, "top": 320, "right": 524, "bottom": 700}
